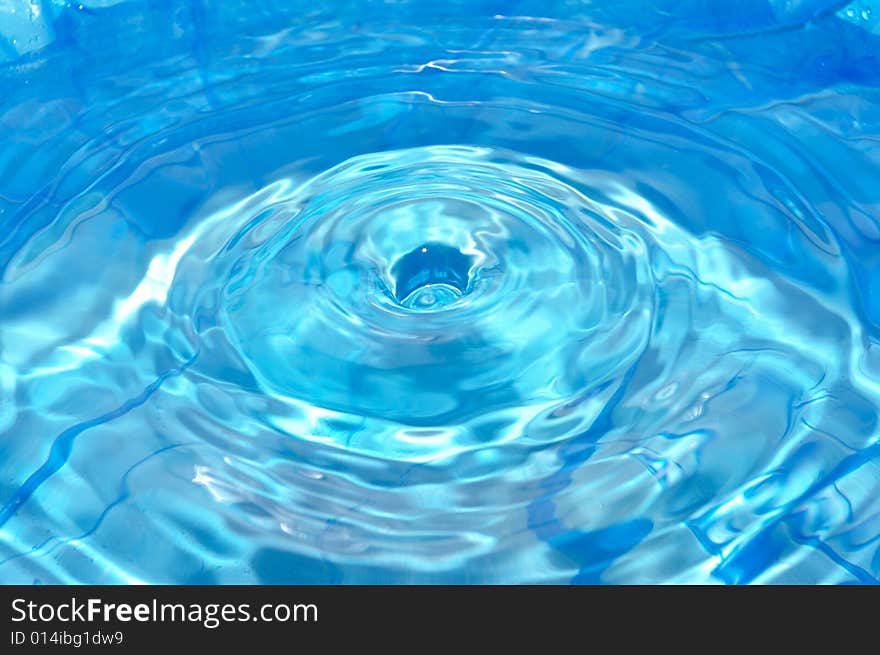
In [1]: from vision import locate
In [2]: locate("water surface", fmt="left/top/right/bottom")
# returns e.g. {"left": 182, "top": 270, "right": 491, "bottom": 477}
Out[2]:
{"left": 1, "top": 0, "right": 880, "bottom": 583}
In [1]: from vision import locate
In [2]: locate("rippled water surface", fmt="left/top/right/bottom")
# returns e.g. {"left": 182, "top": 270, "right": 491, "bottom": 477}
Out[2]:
{"left": 2, "top": 0, "right": 880, "bottom": 584}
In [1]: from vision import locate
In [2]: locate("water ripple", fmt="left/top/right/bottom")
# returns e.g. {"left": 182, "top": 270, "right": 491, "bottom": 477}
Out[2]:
{"left": 1, "top": 0, "right": 879, "bottom": 583}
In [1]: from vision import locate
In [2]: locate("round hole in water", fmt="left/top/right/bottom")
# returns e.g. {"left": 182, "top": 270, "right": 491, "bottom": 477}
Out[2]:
{"left": 391, "top": 242, "right": 475, "bottom": 310}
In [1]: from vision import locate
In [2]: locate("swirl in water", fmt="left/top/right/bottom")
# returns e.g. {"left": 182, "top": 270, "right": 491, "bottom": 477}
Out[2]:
{"left": 1, "top": 0, "right": 880, "bottom": 583}
{"left": 194, "top": 147, "right": 652, "bottom": 460}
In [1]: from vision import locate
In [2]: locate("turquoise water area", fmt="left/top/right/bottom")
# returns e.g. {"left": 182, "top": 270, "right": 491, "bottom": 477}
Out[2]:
{"left": 1, "top": 1, "right": 880, "bottom": 583}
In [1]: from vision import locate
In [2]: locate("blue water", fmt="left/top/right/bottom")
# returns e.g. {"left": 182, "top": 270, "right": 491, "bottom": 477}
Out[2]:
{"left": 1, "top": 0, "right": 880, "bottom": 584}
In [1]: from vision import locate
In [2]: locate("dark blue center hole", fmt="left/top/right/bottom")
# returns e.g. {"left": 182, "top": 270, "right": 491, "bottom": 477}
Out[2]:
{"left": 391, "top": 243, "right": 475, "bottom": 304}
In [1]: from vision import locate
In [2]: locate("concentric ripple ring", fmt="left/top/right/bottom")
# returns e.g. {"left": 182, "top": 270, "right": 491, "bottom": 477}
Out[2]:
{"left": 1, "top": 0, "right": 880, "bottom": 584}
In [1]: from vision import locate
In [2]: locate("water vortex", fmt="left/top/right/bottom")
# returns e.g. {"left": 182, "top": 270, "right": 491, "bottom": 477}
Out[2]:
{"left": 178, "top": 146, "right": 653, "bottom": 460}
